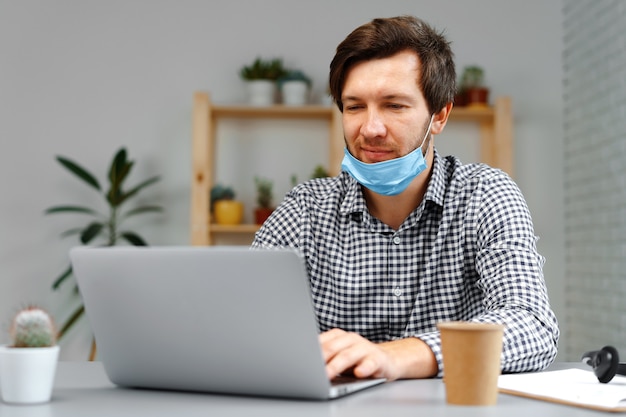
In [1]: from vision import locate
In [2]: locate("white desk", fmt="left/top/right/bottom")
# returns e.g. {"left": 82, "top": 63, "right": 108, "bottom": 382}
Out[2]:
{"left": 0, "top": 362, "right": 609, "bottom": 416}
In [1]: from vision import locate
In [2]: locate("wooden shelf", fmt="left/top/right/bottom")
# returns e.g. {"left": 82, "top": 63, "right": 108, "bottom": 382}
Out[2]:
{"left": 211, "top": 103, "right": 494, "bottom": 121}
{"left": 210, "top": 223, "right": 261, "bottom": 234}
{"left": 453, "top": 97, "right": 514, "bottom": 176}
{"left": 210, "top": 104, "right": 334, "bottom": 119}
{"left": 449, "top": 104, "right": 495, "bottom": 121}
{"left": 190, "top": 92, "right": 513, "bottom": 245}
{"left": 190, "top": 92, "right": 344, "bottom": 245}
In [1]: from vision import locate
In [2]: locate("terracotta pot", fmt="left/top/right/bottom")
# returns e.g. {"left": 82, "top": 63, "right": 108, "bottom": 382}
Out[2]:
{"left": 254, "top": 207, "right": 274, "bottom": 225}
{"left": 454, "top": 91, "right": 468, "bottom": 107}
{"left": 213, "top": 200, "right": 244, "bottom": 225}
{"left": 465, "top": 87, "right": 489, "bottom": 107}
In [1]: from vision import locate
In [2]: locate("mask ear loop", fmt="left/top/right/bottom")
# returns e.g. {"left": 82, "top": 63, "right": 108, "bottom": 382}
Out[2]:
{"left": 420, "top": 115, "right": 435, "bottom": 158}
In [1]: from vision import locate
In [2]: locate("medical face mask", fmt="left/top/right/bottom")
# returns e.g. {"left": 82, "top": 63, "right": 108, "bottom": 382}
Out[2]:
{"left": 341, "top": 115, "right": 434, "bottom": 196}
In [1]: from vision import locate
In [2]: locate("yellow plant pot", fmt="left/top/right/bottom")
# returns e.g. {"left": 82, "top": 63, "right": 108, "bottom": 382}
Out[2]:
{"left": 213, "top": 200, "right": 244, "bottom": 225}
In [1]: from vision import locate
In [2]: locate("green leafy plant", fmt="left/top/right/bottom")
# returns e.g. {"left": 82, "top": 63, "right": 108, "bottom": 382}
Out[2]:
{"left": 254, "top": 176, "right": 274, "bottom": 209}
{"left": 459, "top": 65, "right": 485, "bottom": 90}
{"left": 9, "top": 307, "right": 57, "bottom": 348}
{"left": 210, "top": 184, "right": 235, "bottom": 212}
{"left": 240, "top": 57, "right": 288, "bottom": 81}
{"left": 290, "top": 164, "right": 329, "bottom": 187}
{"left": 45, "top": 148, "right": 162, "bottom": 348}
{"left": 458, "top": 65, "right": 489, "bottom": 107}
{"left": 311, "top": 164, "right": 329, "bottom": 179}
{"left": 278, "top": 69, "right": 312, "bottom": 89}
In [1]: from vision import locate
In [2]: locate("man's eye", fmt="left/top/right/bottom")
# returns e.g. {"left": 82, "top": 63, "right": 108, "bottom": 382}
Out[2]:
{"left": 387, "top": 103, "right": 405, "bottom": 110}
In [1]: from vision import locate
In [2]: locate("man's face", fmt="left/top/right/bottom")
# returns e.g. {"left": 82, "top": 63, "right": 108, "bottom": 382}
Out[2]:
{"left": 341, "top": 50, "right": 431, "bottom": 164}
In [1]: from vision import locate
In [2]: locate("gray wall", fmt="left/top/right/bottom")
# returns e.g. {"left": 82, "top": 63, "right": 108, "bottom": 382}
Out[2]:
{"left": 563, "top": 0, "right": 626, "bottom": 359}
{"left": 0, "top": 1, "right": 565, "bottom": 360}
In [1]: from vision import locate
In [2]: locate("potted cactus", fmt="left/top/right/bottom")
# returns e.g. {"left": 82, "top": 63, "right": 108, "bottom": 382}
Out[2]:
{"left": 0, "top": 307, "right": 60, "bottom": 404}
{"left": 254, "top": 176, "right": 274, "bottom": 225}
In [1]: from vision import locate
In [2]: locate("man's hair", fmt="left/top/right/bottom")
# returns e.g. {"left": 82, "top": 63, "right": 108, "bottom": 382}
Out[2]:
{"left": 329, "top": 15, "right": 456, "bottom": 114}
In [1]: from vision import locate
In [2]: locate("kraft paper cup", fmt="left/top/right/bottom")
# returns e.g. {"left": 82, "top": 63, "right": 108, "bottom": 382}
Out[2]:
{"left": 438, "top": 321, "right": 504, "bottom": 406}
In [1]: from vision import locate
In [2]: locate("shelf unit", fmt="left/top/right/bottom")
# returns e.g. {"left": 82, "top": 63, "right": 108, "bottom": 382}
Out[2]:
{"left": 190, "top": 92, "right": 343, "bottom": 245}
{"left": 190, "top": 92, "right": 513, "bottom": 245}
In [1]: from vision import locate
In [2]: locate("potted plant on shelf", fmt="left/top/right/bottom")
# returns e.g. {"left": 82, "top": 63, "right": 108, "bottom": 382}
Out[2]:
{"left": 240, "top": 57, "right": 287, "bottom": 106}
{"left": 254, "top": 176, "right": 274, "bottom": 225}
{"left": 44, "top": 147, "right": 162, "bottom": 360}
{"left": 290, "top": 164, "right": 330, "bottom": 187}
{"left": 278, "top": 69, "right": 312, "bottom": 106}
{"left": 458, "top": 65, "right": 490, "bottom": 107}
{"left": 311, "top": 164, "right": 329, "bottom": 179}
{"left": 211, "top": 184, "right": 243, "bottom": 225}
{"left": 0, "top": 307, "right": 60, "bottom": 404}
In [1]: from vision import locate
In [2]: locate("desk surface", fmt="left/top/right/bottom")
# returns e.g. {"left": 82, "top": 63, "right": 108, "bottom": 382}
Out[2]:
{"left": 0, "top": 362, "right": 611, "bottom": 416}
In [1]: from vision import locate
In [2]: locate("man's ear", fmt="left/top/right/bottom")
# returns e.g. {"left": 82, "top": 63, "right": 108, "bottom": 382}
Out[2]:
{"left": 430, "top": 102, "right": 453, "bottom": 135}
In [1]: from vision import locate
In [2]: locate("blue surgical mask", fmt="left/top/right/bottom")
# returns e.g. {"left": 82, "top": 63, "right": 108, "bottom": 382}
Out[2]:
{"left": 341, "top": 116, "right": 434, "bottom": 196}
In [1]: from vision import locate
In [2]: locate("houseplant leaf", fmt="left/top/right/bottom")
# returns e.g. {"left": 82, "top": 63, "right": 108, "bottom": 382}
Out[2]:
{"left": 109, "top": 161, "right": 133, "bottom": 197}
{"left": 109, "top": 148, "right": 129, "bottom": 186}
{"left": 57, "top": 304, "right": 85, "bottom": 339}
{"left": 107, "top": 148, "right": 134, "bottom": 206}
{"left": 80, "top": 222, "right": 104, "bottom": 244}
{"left": 123, "top": 205, "right": 163, "bottom": 218}
{"left": 60, "top": 227, "right": 83, "bottom": 238}
{"left": 44, "top": 205, "right": 98, "bottom": 215}
{"left": 56, "top": 156, "right": 101, "bottom": 191}
{"left": 120, "top": 231, "right": 147, "bottom": 246}
{"left": 114, "top": 176, "right": 160, "bottom": 207}
{"left": 52, "top": 265, "right": 73, "bottom": 290}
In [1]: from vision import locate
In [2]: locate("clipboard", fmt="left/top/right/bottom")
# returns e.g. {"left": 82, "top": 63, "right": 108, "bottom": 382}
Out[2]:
{"left": 498, "top": 368, "right": 626, "bottom": 412}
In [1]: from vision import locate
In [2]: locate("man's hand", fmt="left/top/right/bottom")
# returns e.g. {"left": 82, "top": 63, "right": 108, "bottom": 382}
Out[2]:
{"left": 319, "top": 328, "right": 438, "bottom": 381}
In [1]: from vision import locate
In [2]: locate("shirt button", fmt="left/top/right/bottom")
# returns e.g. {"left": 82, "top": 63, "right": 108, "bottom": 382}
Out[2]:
{"left": 392, "top": 236, "right": 401, "bottom": 245}
{"left": 393, "top": 287, "right": 403, "bottom": 297}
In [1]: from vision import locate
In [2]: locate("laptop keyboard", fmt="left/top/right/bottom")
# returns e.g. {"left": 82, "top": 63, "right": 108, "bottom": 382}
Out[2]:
{"left": 331, "top": 375, "right": 361, "bottom": 386}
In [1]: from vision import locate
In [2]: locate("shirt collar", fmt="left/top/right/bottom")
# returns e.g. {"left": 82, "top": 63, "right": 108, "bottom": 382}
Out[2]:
{"left": 424, "top": 148, "right": 447, "bottom": 208}
{"left": 339, "top": 171, "right": 366, "bottom": 216}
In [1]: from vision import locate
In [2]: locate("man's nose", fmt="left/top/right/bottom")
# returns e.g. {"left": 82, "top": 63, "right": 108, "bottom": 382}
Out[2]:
{"left": 360, "top": 109, "right": 386, "bottom": 138}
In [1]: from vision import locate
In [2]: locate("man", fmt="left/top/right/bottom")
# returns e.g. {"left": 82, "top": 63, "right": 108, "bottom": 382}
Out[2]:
{"left": 252, "top": 15, "right": 559, "bottom": 381}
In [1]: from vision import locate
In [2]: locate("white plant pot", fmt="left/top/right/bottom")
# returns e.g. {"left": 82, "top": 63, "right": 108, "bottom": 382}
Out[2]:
{"left": 246, "top": 80, "right": 276, "bottom": 106}
{"left": 281, "top": 80, "right": 309, "bottom": 106}
{"left": 0, "top": 345, "right": 60, "bottom": 404}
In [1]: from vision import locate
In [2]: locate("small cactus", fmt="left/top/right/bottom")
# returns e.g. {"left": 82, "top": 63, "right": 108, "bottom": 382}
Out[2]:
{"left": 254, "top": 176, "right": 274, "bottom": 209}
{"left": 9, "top": 307, "right": 57, "bottom": 348}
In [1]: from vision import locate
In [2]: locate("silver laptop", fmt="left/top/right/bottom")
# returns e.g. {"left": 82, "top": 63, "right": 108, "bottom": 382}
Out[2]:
{"left": 70, "top": 246, "right": 385, "bottom": 400}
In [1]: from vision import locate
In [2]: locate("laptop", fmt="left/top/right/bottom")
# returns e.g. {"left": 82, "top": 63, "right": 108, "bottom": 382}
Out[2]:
{"left": 69, "top": 246, "right": 385, "bottom": 400}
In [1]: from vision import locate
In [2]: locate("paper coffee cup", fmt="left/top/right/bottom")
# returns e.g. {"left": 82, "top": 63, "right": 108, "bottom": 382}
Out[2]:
{"left": 438, "top": 321, "right": 504, "bottom": 406}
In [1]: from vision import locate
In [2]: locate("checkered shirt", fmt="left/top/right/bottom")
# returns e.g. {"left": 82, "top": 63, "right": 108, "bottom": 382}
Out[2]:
{"left": 252, "top": 149, "right": 559, "bottom": 375}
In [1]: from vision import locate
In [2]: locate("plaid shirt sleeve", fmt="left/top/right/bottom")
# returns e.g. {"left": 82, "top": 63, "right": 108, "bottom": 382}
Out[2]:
{"left": 416, "top": 159, "right": 560, "bottom": 375}
{"left": 252, "top": 151, "right": 559, "bottom": 377}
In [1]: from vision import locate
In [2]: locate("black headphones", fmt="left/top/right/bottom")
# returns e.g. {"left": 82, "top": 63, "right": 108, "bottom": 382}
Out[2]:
{"left": 581, "top": 345, "right": 626, "bottom": 383}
